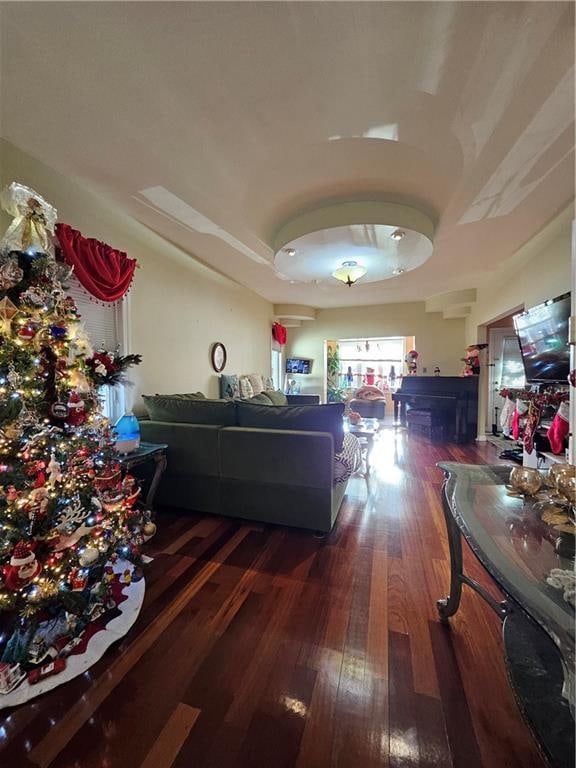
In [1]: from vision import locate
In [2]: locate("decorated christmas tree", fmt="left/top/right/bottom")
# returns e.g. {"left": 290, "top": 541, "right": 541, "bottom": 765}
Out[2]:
{"left": 0, "top": 183, "right": 149, "bottom": 696}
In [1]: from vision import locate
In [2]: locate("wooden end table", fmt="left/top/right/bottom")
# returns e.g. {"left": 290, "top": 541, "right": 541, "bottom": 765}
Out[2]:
{"left": 118, "top": 442, "right": 168, "bottom": 512}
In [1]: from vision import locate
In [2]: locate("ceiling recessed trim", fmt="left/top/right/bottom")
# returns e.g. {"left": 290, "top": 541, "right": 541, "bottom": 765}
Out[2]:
{"left": 273, "top": 200, "right": 436, "bottom": 288}
{"left": 273, "top": 304, "right": 316, "bottom": 321}
{"left": 272, "top": 201, "right": 435, "bottom": 254}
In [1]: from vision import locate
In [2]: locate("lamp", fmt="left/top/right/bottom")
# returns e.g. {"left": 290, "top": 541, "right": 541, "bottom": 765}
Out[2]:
{"left": 332, "top": 261, "right": 367, "bottom": 287}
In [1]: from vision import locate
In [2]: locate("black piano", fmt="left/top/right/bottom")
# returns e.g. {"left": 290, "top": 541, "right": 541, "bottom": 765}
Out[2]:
{"left": 391, "top": 376, "right": 478, "bottom": 443}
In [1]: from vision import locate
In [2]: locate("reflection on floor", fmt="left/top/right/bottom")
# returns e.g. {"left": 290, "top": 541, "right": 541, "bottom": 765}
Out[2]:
{"left": 0, "top": 430, "right": 546, "bottom": 768}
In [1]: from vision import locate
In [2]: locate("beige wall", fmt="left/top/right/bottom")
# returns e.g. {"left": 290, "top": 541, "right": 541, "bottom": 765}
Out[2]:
{"left": 464, "top": 205, "right": 573, "bottom": 439}
{"left": 286, "top": 303, "right": 466, "bottom": 394}
{"left": 0, "top": 140, "right": 274, "bottom": 410}
{"left": 465, "top": 206, "right": 573, "bottom": 343}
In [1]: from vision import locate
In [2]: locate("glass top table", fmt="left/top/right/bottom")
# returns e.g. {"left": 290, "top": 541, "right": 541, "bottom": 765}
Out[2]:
{"left": 437, "top": 463, "right": 574, "bottom": 768}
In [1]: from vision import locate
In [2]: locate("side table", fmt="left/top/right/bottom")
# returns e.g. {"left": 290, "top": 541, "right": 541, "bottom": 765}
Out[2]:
{"left": 344, "top": 418, "right": 380, "bottom": 476}
{"left": 118, "top": 442, "right": 168, "bottom": 512}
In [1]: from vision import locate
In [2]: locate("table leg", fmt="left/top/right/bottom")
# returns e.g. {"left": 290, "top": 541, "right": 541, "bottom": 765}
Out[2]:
{"left": 145, "top": 452, "right": 168, "bottom": 511}
{"left": 437, "top": 502, "right": 465, "bottom": 622}
{"left": 437, "top": 476, "right": 508, "bottom": 622}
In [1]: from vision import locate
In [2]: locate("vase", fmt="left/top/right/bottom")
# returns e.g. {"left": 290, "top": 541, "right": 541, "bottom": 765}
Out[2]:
{"left": 113, "top": 412, "right": 141, "bottom": 453}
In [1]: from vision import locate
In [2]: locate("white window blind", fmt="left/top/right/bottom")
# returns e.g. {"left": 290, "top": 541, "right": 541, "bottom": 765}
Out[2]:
{"left": 65, "top": 277, "right": 123, "bottom": 353}
{"left": 65, "top": 277, "right": 126, "bottom": 421}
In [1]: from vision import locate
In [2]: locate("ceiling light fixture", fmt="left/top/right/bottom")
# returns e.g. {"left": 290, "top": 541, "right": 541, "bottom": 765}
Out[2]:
{"left": 283, "top": 247, "right": 296, "bottom": 256}
{"left": 392, "top": 267, "right": 405, "bottom": 275}
{"left": 390, "top": 229, "right": 405, "bottom": 241}
{"left": 332, "top": 261, "right": 367, "bottom": 287}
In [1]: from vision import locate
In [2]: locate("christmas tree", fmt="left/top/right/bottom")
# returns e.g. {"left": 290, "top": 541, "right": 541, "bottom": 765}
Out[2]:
{"left": 0, "top": 183, "right": 148, "bottom": 694}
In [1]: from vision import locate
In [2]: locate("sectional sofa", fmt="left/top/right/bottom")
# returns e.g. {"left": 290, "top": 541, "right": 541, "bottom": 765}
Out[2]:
{"left": 139, "top": 394, "right": 348, "bottom": 533}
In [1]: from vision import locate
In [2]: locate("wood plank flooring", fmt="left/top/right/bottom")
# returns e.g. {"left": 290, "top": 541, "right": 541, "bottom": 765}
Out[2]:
{"left": 0, "top": 430, "right": 549, "bottom": 768}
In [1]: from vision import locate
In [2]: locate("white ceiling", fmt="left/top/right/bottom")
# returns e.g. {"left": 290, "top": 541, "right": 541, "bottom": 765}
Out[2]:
{"left": 0, "top": 2, "right": 574, "bottom": 309}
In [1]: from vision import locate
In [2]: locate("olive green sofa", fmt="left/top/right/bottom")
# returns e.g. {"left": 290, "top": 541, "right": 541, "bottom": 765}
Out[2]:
{"left": 139, "top": 397, "right": 347, "bottom": 533}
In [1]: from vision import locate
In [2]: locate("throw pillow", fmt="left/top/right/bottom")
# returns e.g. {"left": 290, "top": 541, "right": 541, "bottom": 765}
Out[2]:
{"left": 263, "top": 376, "right": 275, "bottom": 391}
{"left": 220, "top": 374, "right": 240, "bottom": 399}
{"left": 238, "top": 377, "right": 254, "bottom": 399}
{"left": 265, "top": 389, "right": 288, "bottom": 405}
{"left": 236, "top": 401, "right": 345, "bottom": 451}
{"left": 247, "top": 373, "right": 264, "bottom": 394}
{"left": 142, "top": 395, "right": 236, "bottom": 425}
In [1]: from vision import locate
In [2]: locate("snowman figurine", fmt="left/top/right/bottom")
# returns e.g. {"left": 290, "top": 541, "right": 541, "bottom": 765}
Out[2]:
{"left": 3, "top": 540, "right": 42, "bottom": 590}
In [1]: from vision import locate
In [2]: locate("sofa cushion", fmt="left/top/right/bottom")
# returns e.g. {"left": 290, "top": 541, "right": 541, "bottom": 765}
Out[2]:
{"left": 142, "top": 395, "right": 236, "bottom": 425}
{"left": 236, "top": 401, "right": 345, "bottom": 451}
{"left": 247, "top": 373, "right": 264, "bottom": 393}
{"left": 265, "top": 389, "right": 288, "bottom": 405}
{"left": 244, "top": 392, "right": 274, "bottom": 405}
{"left": 238, "top": 376, "right": 254, "bottom": 399}
{"left": 220, "top": 374, "right": 239, "bottom": 399}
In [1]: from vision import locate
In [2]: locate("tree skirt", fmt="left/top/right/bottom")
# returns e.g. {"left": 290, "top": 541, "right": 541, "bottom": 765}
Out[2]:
{"left": 0, "top": 559, "right": 145, "bottom": 710}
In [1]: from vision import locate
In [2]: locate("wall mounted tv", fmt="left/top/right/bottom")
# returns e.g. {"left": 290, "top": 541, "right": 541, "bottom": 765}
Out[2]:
{"left": 285, "top": 357, "right": 312, "bottom": 374}
{"left": 513, "top": 292, "right": 571, "bottom": 383}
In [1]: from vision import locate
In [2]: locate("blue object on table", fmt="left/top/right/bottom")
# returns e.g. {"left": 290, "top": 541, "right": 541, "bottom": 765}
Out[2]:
{"left": 114, "top": 412, "right": 141, "bottom": 453}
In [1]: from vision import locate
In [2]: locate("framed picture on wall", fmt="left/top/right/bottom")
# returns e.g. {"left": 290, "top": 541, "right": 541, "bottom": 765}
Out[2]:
{"left": 211, "top": 342, "right": 227, "bottom": 372}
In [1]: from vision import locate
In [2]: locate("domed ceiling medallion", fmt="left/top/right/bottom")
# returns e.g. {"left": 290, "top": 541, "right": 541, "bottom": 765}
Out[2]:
{"left": 273, "top": 201, "right": 435, "bottom": 287}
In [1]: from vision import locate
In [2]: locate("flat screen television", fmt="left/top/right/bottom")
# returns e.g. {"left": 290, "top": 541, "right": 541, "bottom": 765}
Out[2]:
{"left": 513, "top": 292, "right": 571, "bottom": 383}
{"left": 285, "top": 357, "right": 312, "bottom": 374}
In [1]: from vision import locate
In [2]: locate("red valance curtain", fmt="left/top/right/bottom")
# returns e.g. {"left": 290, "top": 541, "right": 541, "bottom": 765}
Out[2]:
{"left": 272, "top": 322, "right": 287, "bottom": 345}
{"left": 55, "top": 223, "right": 137, "bottom": 303}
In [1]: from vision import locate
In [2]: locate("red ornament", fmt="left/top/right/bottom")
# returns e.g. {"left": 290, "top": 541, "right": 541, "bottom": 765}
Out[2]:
{"left": 18, "top": 325, "right": 37, "bottom": 340}
{"left": 3, "top": 540, "right": 42, "bottom": 590}
{"left": 67, "top": 391, "right": 86, "bottom": 426}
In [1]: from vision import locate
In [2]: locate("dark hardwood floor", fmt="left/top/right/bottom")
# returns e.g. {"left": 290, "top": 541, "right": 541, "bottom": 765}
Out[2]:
{"left": 0, "top": 429, "right": 549, "bottom": 768}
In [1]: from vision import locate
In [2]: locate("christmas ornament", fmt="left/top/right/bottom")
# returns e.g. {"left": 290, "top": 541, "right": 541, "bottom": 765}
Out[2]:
{"left": 0, "top": 257, "right": 23, "bottom": 290}
{"left": 19, "top": 286, "right": 48, "bottom": 307}
{"left": 47, "top": 453, "right": 63, "bottom": 486}
{"left": 49, "top": 324, "right": 67, "bottom": 340}
{"left": 0, "top": 296, "right": 18, "bottom": 328}
{"left": 143, "top": 521, "right": 157, "bottom": 540}
{"left": 18, "top": 324, "right": 37, "bottom": 341}
{"left": 66, "top": 391, "right": 86, "bottom": 426}
{"left": 79, "top": 547, "right": 99, "bottom": 567}
{"left": 49, "top": 402, "right": 68, "bottom": 421}
{"left": 68, "top": 568, "right": 88, "bottom": 591}
{"left": 0, "top": 182, "right": 57, "bottom": 257}
{"left": 3, "top": 540, "right": 42, "bottom": 590}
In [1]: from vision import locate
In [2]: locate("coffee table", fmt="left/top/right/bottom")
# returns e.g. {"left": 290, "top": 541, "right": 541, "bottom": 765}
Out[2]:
{"left": 344, "top": 417, "right": 380, "bottom": 476}
{"left": 437, "top": 462, "right": 574, "bottom": 768}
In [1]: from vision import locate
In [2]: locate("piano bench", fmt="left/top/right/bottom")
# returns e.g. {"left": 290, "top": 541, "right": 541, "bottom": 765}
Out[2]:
{"left": 406, "top": 409, "right": 445, "bottom": 441}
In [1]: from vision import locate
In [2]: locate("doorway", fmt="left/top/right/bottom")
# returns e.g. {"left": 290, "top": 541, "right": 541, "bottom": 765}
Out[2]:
{"left": 486, "top": 327, "right": 525, "bottom": 434}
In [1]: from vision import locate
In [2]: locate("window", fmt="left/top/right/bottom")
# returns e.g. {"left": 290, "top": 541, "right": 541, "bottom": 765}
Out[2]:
{"left": 65, "top": 277, "right": 128, "bottom": 421}
{"left": 271, "top": 345, "right": 282, "bottom": 390}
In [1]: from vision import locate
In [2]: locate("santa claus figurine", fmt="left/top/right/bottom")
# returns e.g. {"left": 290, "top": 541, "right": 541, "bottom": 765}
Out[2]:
{"left": 67, "top": 391, "right": 86, "bottom": 426}
{"left": 3, "top": 540, "right": 42, "bottom": 590}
